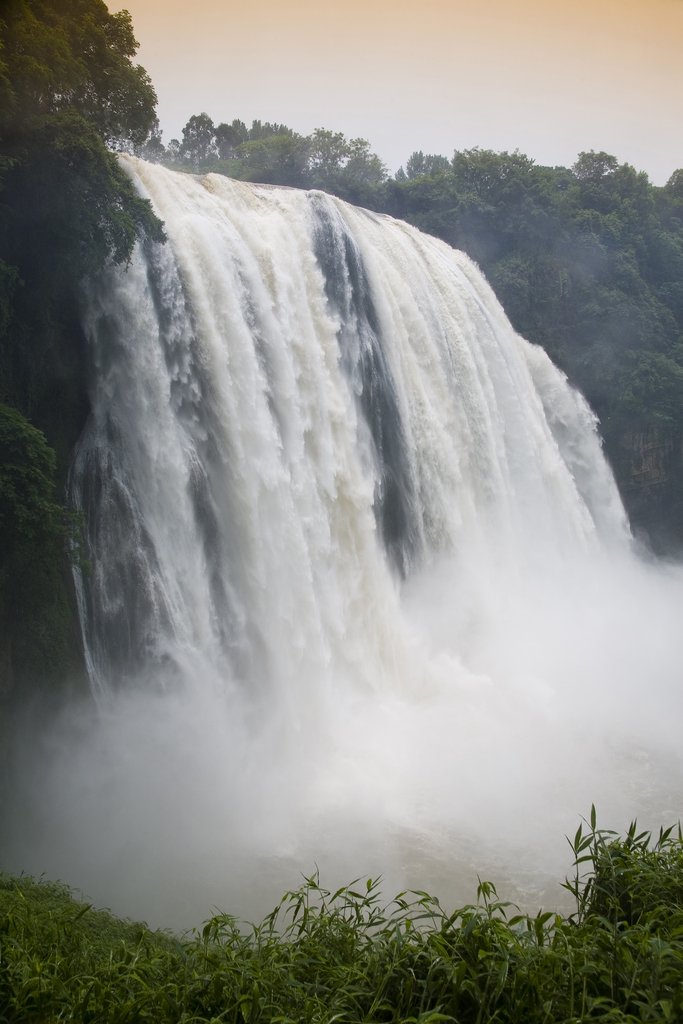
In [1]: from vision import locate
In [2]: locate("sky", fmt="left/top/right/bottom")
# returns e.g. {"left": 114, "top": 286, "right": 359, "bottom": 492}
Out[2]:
{"left": 119, "top": 0, "right": 683, "bottom": 184}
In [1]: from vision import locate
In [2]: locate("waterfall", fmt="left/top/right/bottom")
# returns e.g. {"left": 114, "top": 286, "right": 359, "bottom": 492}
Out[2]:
{"left": 71, "top": 158, "right": 629, "bottom": 699}
{"left": 6, "top": 158, "right": 682, "bottom": 929}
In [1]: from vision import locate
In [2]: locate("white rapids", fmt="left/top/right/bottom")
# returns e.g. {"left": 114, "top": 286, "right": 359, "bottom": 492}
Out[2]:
{"left": 5, "top": 159, "right": 682, "bottom": 928}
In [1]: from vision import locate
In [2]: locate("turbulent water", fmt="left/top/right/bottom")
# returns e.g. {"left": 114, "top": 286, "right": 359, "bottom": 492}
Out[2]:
{"left": 5, "top": 159, "right": 683, "bottom": 926}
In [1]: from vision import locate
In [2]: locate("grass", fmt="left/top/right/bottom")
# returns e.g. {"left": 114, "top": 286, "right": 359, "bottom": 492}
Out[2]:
{"left": 2, "top": 810, "right": 683, "bottom": 1022}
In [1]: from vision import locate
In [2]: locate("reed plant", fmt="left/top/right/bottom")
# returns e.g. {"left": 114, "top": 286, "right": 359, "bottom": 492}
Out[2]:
{"left": 2, "top": 811, "right": 682, "bottom": 1022}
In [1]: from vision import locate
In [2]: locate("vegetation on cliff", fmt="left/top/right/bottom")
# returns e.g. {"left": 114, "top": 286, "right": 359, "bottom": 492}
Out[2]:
{"left": 0, "top": 0, "right": 163, "bottom": 693}
{"left": 2, "top": 816, "right": 683, "bottom": 1021}
{"left": 0, "top": 403, "right": 82, "bottom": 691}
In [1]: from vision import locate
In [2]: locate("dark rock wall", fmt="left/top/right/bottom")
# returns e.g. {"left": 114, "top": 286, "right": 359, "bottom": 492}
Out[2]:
{"left": 607, "top": 428, "right": 683, "bottom": 553}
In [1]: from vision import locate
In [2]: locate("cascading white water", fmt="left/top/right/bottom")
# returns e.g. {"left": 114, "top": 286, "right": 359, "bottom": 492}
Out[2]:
{"left": 5, "top": 158, "right": 682, "bottom": 928}
{"left": 71, "top": 158, "right": 628, "bottom": 699}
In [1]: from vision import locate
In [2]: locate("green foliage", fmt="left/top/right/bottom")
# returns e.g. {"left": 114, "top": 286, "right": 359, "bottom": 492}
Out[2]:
{"left": 0, "top": 403, "right": 60, "bottom": 550}
{"left": 2, "top": 817, "right": 683, "bottom": 1022}
{"left": 0, "top": 0, "right": 157, "bottom": 147}
{"left": 232, "top": 132, "right": 313, "bottom": 187}
{"left": 0, "top": 0, "right": 164, "bottom": 417}
{"left": 214, "top": 118, "right": 249, "bottom": 159}
{"left": 0, "top": 404, "right": 84, "bottom": 692}
{"left": 616, "top": 352, "right": 683, "bottom": 428}
{"left": 160, "top": 113, "right": 388, "bottom": 192}
{"left": 0, "top": 0, "right": 164, "bottom": 693}
{"left": 248, "top": 119, "right": 295, "bottom": 141}
{"left": 180, "top": 111, "right": 218, "bottom": 166}
{"left": 402, "top": 151, "right": 452, "bottom": 179}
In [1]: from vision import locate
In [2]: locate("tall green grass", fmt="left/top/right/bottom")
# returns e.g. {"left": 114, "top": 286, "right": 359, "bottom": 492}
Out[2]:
{"left": 2, "top": 811, "right": 682, "bottom": 1022}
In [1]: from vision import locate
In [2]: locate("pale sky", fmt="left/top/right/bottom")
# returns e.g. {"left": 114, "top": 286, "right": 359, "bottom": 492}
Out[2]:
{"left": 119, "top": 0, "right": 683, "bottom": 184}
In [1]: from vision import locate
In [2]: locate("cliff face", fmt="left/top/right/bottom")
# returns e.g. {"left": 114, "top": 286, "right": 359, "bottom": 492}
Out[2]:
{"left": 607, "top": 427, "right": 683, "bottom": 553}
{"left": 0, "top": 392, "right": 89, "bottom": 704}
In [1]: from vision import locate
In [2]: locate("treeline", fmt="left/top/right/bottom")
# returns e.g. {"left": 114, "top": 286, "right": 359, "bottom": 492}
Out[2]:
{"left": 138, "top": 111, "right": 388, "bottom": 195}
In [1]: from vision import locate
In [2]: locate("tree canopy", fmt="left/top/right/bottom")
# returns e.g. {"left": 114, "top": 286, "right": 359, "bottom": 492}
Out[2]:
{"left": 0, "top": 0, "right": 162, "bottom": 279}
{"left": 145, "top": 112, "right": 388, "bottom": 195}
{"left": 0, "top": 0, "right": 156, "bottom": 147}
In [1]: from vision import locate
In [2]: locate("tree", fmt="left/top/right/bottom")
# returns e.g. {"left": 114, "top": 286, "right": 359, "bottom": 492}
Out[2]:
{"left": 573, "top": 150, "right": 619, "bottom": 183}
{"left": 0, "top": 0, "right": 157, "bottom": 149}
{"left": 309, "top": 129, "right": 350, "bottom": 179}
{"left": 343, "top": 138, "right": 387, "bottom": 185}
{"left": 135, "top": 117, "right": 166, "bottom": 162}
{"left": 405, "top": 151, "right": 450, "bottom": 179}
{"left": 0, "top": 0, "right": 163, "bottom": 288}
{"left": 248, "top": 120, "right": 293, "bottom": 141}
{"left": 0, "top": 404, "right": 77, "bottom": 693}
{"left": 234, "top": 133, "right": 311, "bottom": 187}
{"left": 179, "top": 112, "right": 216, "bottom": 166}
{"left": 215, "top": 119, "right": 248, "bottom": 160}
{"left": 0, "top": 0, "right": 163, "bottom": 415}
{"left": 664, "top": 168, "right": 683, "bottom": 201}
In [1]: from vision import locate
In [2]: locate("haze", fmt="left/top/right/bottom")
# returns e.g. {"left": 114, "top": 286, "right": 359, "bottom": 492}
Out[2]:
{"left": 119, "top": 0, "right": 683, "bottom": 184}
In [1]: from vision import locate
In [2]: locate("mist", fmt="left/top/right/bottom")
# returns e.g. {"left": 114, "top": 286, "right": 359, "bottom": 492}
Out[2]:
{"left": 4, "top": 543, "right": 683, "bottom": 930}
{"left": 2, "top": 161, "right": 682, "bottom": 931}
